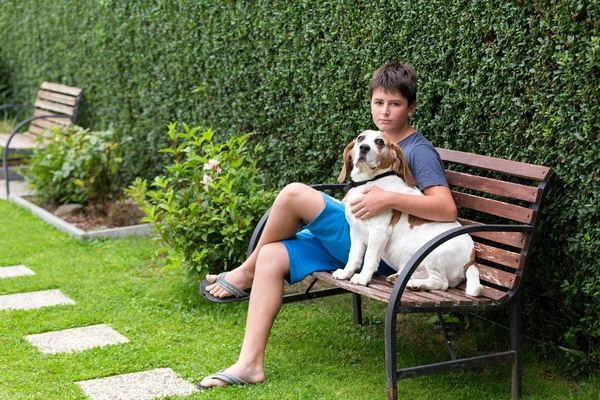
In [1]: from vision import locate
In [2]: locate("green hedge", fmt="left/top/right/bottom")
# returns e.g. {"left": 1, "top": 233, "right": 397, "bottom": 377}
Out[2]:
{"left": 1, "top": 0, "right": 599, "bottom": 374}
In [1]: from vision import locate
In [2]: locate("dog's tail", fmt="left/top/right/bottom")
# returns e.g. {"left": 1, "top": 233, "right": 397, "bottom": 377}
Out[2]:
{"left": 465, "top": 265, "right": 484, "bottom": 297}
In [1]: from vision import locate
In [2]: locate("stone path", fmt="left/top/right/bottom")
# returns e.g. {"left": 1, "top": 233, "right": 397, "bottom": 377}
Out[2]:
{"left": 77, "top": 368, "right": 197, "bottom": 400}
{"left": 26, "top": 324, "right": 130, "bottom": 354}
{"left": 0, "top": 289, "right": 75, "bottom": 311}
{"left": 0, "top": 265, "right": 35, "bottom": 278}
{"left": 1, "top": 265, "right": 199, "bottom": 399}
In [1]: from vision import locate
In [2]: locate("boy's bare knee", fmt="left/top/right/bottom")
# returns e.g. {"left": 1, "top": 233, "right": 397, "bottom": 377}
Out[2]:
{"left": 256, "top": 243, "right": 289, "bottom": 277}
{"left": 274, "top": 182, "right": 310, "bottom": 208}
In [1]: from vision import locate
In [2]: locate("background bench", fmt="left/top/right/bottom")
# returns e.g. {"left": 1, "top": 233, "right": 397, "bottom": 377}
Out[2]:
{"left": 247, "top": 148, "right": 554, "bottom": 399}
{"left": 0, "top": 82, "right": 83, "bottom": 196}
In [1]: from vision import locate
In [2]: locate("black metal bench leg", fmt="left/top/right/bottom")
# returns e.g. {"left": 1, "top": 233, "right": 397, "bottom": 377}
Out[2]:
{"left": 385, "top": 308, "right": 398, "bottom": 400}
{"left": 352, "top": 293, "right": 362, "bottom": 325}
{"left": 437, "top": 312, "right": 457, "bottom": 360}
{"left": 511, "top": 294, "right": 523, "bottom": 399}
{"left": 2, "top": 146, "right": 9, "bottom": 198}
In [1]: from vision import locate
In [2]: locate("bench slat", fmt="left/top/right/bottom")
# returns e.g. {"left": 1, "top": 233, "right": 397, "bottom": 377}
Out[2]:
{"left": 477, "top": 264, "right": 517, "bottom": 289}
{"left": 41, "top": 81, "right": 83, "bottom": 97}
{"left": 37, "top": 89, "right": 79, "bottom": 106}
{"left": 438, "top": 147, "right": 552, "bottom": 182}
{"left": 34, "top": 99, "right": 75, "bottom": 116}
{"left": 474, "top": 242, "right": 522, "bottom": 269}
{"left": 27, "top": 124, "right": 48, "bottom": 136}
{"left": 30, "top": 117, "right": 66, "bottom": 131}
{"left": 446, "top": 287, "right": 494, "bottom": 304}
{"left": 452, "top": 191, "right": 535, "bottom": 224}
{"left": 0, "top": 132, "right": 39, "bottom": 149}
{"left": 409, "top": 290, "right": 455, "bottom": 306}
{"left": 455, "top": 283, "right": 509, "bottom": 302}
{"left": 367, "top": 278, "right": 445, "bottom": 306}
{"left": 458, "top": 218, "right": 529, "bottom": 249}
{"left": 402, "top": 291, "right": 437, "bottom": 306}
{"left": 312, "top": 272, "right": 503, "bottom": 307}
{"left": 445, "top": 170, "right": 541, "bottom": 203}
{"left": 313, "top": 273, "right": 392, "bottom": 302}
{"left": 32, "top": 109, "right": 73, "bottom": 123}
{"left": 429, "top": 290, "right": 474, "bottom": 305}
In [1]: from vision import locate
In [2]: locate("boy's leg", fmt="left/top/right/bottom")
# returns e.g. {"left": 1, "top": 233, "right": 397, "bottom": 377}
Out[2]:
{"left": 206, "top": 183, "right": 325, "bottom": 298}
{"left": 198, "top": 242, "right": 289, "bottom": 387}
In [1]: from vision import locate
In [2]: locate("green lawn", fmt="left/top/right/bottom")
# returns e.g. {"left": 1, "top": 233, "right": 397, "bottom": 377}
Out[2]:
{"left": 0, "top": 199, "right": 598, "bottom": 400}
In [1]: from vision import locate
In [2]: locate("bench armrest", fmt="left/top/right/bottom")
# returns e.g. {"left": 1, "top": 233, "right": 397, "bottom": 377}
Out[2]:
{"left": 386, "top": 224, "right": 534, "bottom": 311}
{"left": 309, "top": 183, "right": 346, "bottom": 191}
{"left": 0, "top": 104, "right": 34, "bottom": 112}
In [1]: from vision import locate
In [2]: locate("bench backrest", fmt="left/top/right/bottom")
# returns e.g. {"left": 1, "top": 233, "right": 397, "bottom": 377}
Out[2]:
{"left": 28, "top": 82, "right": 83, "bottom": 138}
{"left": 437, "top": 148, "right": 553, "bottom": 302}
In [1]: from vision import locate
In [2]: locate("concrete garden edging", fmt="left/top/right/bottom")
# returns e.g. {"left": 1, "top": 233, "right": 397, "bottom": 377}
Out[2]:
{"left": 9, "top": 194, "right": 151, "bottom": 240}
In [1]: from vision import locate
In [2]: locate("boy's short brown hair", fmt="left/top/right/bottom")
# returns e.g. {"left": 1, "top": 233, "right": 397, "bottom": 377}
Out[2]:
{"left": 369, "top": 62, "right": 418, "bottom": 106}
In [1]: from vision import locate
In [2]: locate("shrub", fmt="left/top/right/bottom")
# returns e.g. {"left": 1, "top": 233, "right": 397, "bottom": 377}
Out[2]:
{"left": 25, "top": 125, "right": 121, "bottom": 206}
{"left": 128, "top": 123, "right": 275, "bottom": 279}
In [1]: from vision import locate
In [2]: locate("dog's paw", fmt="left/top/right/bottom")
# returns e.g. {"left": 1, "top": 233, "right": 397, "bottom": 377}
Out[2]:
{"left": 350, "top": 273, "right": 370, "bottom": 286}
{"left": 406, "top": 280, "right": 421, "bottom": 291}
{"left": 332, "top": 269, "right": 351, "bottom": 280}
{"left": 386, "top": 274, "right": 399, "bottom": 284}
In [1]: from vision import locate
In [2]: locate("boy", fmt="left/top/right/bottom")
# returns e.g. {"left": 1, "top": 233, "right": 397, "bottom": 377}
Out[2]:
{"left": 198, "top": 62, "right": 455, "bottom": 389}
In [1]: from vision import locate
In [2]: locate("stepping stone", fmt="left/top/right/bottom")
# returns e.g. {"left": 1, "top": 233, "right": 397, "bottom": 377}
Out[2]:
{"left": 26, "top": 324, "right": 129, "bottom": 354}
{"left": 0, "top": 289, "right": 75, "bottom": 311}
{"left": 0, "top": 265, "right": 35, "bottom": 279}
{"left": 77, "top": 368, "right": 198, "bottom": 400}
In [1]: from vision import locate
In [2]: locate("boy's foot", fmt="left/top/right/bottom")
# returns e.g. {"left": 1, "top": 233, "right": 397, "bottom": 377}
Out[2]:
{"left": 204, "top": 268, "right": 253, "bottom": 299}
{"left": 196, "top": 363, "right": 264, "bottom": 389}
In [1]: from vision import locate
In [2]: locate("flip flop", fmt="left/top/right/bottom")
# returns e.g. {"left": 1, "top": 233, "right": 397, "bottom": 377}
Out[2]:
{"left": 196, "top": 370, "right": 250, "bottom": 389}
{"left": 199, "top": 272, "right": 251, "bottom": 303}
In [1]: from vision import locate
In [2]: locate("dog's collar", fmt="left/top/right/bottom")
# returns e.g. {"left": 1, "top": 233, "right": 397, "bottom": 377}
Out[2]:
{"left": 343, "top": 171, "right": 397, "bottom": 192}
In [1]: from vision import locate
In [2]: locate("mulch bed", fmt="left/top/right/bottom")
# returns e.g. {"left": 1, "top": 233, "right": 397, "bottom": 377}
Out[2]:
{"left": 29, "top": 197, "right": 146, "bottom": 232}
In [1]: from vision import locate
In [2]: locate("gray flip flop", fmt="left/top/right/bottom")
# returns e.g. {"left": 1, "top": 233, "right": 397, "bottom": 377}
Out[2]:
{"left": 196, "top": 370, "right": 249, "bottom": 389}
{"left": 199, "top": 272, "right": 250, "bottom": 303}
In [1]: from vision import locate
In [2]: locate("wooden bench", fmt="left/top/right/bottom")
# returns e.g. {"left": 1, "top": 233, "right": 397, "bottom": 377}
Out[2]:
{"left": 247, "top": 148, "right": 554, "bottom": 399}
{"left": 0, "top": 82, "right": 83, "bottom": 196}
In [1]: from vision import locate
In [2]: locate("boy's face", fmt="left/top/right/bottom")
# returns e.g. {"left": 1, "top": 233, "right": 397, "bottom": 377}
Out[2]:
{"left": 370, "top": 88, "right": 415, "bottom": 137}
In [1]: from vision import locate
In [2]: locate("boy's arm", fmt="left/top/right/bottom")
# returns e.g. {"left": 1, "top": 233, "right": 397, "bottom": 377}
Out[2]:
{"left": 349, "top": 185, "right": 457, "bottom": 222}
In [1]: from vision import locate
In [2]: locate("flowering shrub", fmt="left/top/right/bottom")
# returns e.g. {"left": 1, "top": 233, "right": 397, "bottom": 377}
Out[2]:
{"left": 128, "top": 123, "right": 275, "bottom": 278}
{"left": 25, "top": 125, "right": 121, "bottom": 205}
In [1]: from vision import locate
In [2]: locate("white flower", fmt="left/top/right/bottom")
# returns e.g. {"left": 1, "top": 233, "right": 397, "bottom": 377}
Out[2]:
{"left": 202, "top": 174, "right": 213, "bottom": 184}
{"left": 203, "top": 159, "right": 220, "bottom": 171}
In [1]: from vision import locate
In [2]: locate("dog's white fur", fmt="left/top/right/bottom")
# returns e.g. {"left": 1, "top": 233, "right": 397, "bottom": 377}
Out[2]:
{"left": 332, "top": 130, "right": 483, "bottom": 297}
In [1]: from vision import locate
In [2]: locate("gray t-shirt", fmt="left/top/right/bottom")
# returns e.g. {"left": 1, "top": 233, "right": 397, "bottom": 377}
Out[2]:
{"left": 398, "top": 132, "right": 448, "bottom": 190}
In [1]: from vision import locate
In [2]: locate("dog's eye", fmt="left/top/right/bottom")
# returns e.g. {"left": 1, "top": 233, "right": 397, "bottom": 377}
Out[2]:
{"left": 357, "top": 135, "right": 365, "bottom": 142}
{"left": 375, "top": 138, "right": 384, "bottom": 147}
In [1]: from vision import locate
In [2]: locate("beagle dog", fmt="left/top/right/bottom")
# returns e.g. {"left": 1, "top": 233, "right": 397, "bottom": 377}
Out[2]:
{"left": 332, "top": 130, "right": 483, "bottom": 296}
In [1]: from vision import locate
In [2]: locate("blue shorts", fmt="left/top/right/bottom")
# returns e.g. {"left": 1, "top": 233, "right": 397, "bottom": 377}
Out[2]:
{"left": 281, "top": 192, "right": 395, "bottom": 284}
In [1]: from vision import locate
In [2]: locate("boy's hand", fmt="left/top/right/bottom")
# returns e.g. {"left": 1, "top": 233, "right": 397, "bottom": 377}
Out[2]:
{"left": 350, "top": 186, "right": 390, "bottom": 219}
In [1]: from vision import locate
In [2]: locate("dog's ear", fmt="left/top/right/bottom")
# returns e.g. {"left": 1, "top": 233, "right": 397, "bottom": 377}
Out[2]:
{"left": 391, "top": 142, "right": 417, "bottom": 187}
{"left": 337, "top": 141, "right": 355, "bottom": 183}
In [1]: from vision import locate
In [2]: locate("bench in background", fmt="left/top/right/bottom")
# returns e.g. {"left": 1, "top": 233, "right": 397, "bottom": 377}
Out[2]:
{"left": 0, "top": 82, "right": 83, "bottom": 196}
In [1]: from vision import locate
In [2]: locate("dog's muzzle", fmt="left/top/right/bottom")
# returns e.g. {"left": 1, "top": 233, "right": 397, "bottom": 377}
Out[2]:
{"left": 357, "top": 144, "right": 371, "bottom": 163}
